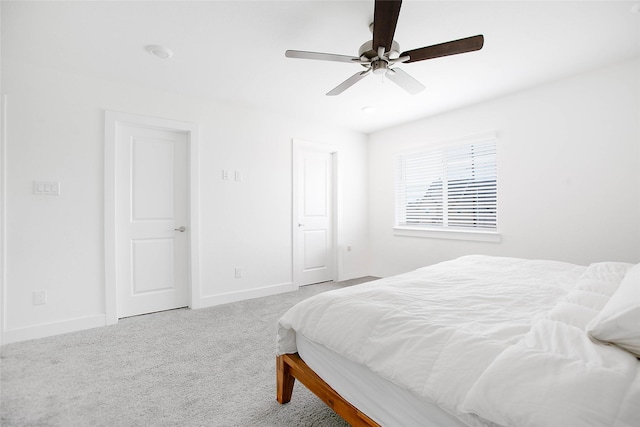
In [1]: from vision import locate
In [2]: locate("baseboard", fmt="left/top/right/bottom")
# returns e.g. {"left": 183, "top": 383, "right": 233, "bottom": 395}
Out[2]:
{"left": 198, "top": 282, "right": 297, "bottom": 308}
{"left": 1, "top": 314, "right": 106, "bottom": 345}
{"left": 0, "top": 283, "right": 298, "bottom": 345}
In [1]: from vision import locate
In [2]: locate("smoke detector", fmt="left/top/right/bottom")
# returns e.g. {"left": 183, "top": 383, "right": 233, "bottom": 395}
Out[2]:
{"left": 145, "top": 45, "right": 173, "bottom": 59}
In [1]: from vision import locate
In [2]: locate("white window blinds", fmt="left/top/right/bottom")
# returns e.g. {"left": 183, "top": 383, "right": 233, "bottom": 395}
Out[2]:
{"left": 396, "top": 139, "right": 497, "bottom": 231}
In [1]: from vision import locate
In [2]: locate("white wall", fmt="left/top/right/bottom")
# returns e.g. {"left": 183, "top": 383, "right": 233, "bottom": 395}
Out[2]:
{"left": 368, "top": 59, "right": 640, "bottom": 278}
{"left": 3, "top": 55, "right": 638, "bottom": 344}
{"left": 1, "top": 58, "right": 369, "bottom": 343}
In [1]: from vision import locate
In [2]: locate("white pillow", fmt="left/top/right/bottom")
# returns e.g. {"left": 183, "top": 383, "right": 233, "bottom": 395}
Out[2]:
{"left": 587, "top": 263, "right": 640, "bottom": 357}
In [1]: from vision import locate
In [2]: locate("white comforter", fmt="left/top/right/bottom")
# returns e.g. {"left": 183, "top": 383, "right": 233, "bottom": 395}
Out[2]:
{"left": 276, "top": 255, "right": 639, "bottom": 427}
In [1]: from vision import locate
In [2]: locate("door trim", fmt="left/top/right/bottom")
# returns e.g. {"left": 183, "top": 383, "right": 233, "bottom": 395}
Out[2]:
{"left": 292, "top": 139, "right": 339, "bottom": 288}
{"left": 104, "top": 111, "right": 201, "bottom": 324}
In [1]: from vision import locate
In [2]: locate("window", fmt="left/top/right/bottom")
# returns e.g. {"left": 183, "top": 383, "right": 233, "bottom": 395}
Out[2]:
{"left": 395, "top": 137, "right": 497, "bottom": 238}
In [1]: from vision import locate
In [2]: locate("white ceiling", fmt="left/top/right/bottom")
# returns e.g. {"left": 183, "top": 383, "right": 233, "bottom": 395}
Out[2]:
{"left": 3, "top": 0, "right": 639, "bottom": 134}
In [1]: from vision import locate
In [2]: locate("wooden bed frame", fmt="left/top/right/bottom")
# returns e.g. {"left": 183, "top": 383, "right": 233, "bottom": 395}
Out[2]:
{"left": 276, "top": 353, "right": 380, "bottom": 427}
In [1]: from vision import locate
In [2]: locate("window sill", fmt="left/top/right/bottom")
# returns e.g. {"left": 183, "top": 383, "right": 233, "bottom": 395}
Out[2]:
{"left": 393, "top": 226, "right": 501, "bottom": 243}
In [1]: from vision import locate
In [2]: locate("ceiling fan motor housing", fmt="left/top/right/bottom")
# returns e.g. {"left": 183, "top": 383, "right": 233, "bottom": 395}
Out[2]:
{"left": 358, "top": 40, "right": 401, "bottom": 60}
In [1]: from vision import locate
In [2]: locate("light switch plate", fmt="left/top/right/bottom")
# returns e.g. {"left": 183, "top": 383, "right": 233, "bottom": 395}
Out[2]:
{"left": 33, "top": 181, "right": 60, "bottom": 196}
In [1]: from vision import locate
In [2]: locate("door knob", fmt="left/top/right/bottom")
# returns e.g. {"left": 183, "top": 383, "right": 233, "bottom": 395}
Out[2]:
{"left": 298, "top": 223, "right": 305, "bottom": 227}
{"left": 174, "top": 226, "right": 186, "bottom": 232}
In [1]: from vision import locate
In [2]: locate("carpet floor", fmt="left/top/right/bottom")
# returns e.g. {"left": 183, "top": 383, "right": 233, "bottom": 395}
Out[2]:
{"left": 1, "top": 277, "right": 377, "bottom": 427}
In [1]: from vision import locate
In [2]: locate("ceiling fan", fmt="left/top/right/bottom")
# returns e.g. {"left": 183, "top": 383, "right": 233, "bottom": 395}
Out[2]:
{"left": 285, "top": 0, "right": 484, "bottom": 96}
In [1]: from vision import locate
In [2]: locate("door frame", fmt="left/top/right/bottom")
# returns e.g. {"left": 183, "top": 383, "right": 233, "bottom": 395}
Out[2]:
{"left": 104, "top": 111, "right": 201, "bottom": 324}
{"left": 292, "top": 139, "right": 339, "bottom": 288}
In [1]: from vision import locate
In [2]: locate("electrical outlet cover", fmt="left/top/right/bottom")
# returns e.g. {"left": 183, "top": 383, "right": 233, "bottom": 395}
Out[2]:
{"left": 33, "top": 290, "right": 47, "bottom": 305}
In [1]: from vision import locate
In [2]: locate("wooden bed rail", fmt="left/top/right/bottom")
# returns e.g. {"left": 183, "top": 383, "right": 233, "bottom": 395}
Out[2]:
{"left": 276, "top": 353, "right": 380, "bottom": 427}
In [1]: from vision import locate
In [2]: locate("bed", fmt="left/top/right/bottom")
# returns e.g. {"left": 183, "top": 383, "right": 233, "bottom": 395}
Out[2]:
{"left": 275, "top": 255, "right": 640, "bottom": 426}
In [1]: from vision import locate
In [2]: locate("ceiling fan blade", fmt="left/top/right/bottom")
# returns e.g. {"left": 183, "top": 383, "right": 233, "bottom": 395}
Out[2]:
{"left": 386, "top": 68, "right": 425, "bottom": 95}
{"left": 401, "top": 35, "right": 484, "bottom": 64}
{"left": 326, "top": 70, "right": 370, "bottom": 96}
{"left": 285, "top": 50, "right": 360, "bottom": 63}
{"left": 372, "top": 0, "right": 402, "bottom": 53}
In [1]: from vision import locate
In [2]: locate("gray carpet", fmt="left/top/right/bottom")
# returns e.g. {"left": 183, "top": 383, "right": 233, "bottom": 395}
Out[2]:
{"left": 0, "top": 277, "right": 377, "bottom": 427}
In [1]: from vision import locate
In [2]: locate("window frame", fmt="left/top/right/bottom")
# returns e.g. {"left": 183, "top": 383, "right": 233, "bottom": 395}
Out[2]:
{"left": 394, "top": 133, "right": 501, "bottom": 243}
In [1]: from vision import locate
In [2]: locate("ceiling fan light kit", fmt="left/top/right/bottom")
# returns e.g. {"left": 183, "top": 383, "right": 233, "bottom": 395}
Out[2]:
{"left": 285, "top": 0, "right": 484, "bottom": 97}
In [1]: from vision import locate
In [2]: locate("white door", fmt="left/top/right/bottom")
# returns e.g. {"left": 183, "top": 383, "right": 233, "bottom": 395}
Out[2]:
{"left": 116, "top": 124, "right": 189, "bottom": 318}
{"left": 295, "top": 148, "right": 334, "bottom": 286}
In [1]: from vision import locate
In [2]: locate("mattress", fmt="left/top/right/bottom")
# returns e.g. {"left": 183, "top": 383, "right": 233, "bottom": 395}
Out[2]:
{"left": 296, "top": 332, "right": 481, "bottom": 426}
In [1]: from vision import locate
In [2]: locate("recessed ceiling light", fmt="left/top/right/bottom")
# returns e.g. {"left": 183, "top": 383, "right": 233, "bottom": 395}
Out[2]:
{"left": 145, "top": 45, "right": 173, "bottom": 59}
